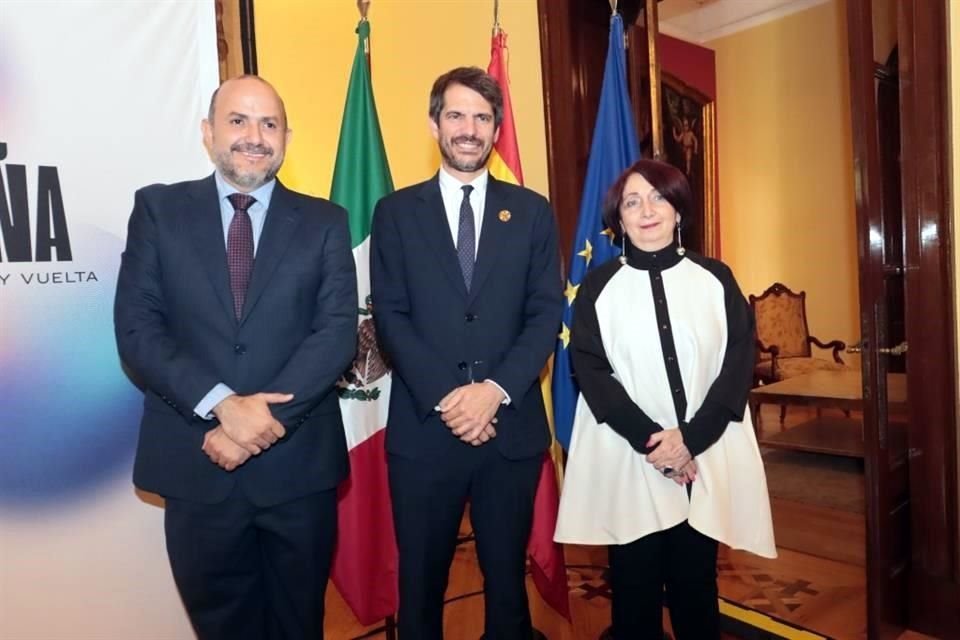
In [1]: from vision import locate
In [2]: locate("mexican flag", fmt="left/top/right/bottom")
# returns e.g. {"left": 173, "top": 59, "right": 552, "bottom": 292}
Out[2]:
{"left": 487, "top": 28, "right": 571, "bottom": 621}
{"left": 328, "top": 18, "right": 398, "bottom": 626}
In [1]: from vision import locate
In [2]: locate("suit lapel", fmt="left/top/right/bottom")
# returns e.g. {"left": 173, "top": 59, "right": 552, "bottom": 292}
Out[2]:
{"left": 469, "top": 175, "right": 509, "bottom": 302}
{"left": 187, "top": 175, "right": 235, "bottom": 321}
{"left": 241, "top": 181, "right": 301, "bottom": 323}
{"left": 415, "top": 176, "right": 469, "bottom": 298}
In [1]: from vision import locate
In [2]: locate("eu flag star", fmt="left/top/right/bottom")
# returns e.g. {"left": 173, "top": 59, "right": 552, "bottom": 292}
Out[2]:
{"left": 558, "top": 323, "right": 571, "bottom": 349}
{"left": 563, "top": 280, "right": 580, "bottom": 306}
{"left": 577, "top": 239, "right": 593, "bottom": 268}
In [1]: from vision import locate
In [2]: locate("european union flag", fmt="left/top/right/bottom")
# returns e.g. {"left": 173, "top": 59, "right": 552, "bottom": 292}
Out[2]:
{"left": 553, "top": 13, "right": 640, "bottom": 450}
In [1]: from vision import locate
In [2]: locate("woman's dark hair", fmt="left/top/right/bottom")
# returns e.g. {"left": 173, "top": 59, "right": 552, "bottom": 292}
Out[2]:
{"left": 601, "top": 159, "right": 694, "bottom": 238}
{"left": 429, "top": 66, "right": 504, "bottom": 128}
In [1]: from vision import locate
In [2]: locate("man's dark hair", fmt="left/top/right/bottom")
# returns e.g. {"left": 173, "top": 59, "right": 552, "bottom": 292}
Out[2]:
{"left": 428, "top": 67, "right": 503, "bottom": 128}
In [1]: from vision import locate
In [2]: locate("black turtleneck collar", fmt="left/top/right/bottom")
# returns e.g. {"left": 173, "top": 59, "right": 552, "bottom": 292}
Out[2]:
{"left": 622, "top": 238, "right": 685, "bottom": 271}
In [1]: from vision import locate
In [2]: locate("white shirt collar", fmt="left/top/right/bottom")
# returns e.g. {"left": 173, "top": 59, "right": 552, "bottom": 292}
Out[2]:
{"left": 438, "top": 166, "right": 488, "bottom": 195}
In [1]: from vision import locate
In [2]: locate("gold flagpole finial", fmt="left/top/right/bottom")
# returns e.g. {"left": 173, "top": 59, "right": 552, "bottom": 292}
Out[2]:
{"left": 492, "top": 0, "right": 501, "bottom": 36}
{"left": 609, "top": 0, "right": 618, "bottom": 15}
{"left": 357, "top": 0, "right": 370, "bottom": 21}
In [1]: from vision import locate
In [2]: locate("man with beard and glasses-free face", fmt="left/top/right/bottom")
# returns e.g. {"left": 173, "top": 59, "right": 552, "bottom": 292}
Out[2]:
{"left": 114, "top": 75, "right": 357, "bottom": 640}
{"left": 370, "top": 66, "right": 563, "bottom": 639}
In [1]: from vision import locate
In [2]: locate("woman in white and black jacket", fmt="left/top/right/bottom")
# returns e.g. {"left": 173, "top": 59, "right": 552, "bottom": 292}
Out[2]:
{"left": 555, "top": 159, "right": 776, "bottom": 640}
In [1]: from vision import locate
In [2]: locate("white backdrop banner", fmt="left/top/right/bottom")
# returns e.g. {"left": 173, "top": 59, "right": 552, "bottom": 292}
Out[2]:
{"left": 1, "top": 2, "right": 219, "bottom": 638}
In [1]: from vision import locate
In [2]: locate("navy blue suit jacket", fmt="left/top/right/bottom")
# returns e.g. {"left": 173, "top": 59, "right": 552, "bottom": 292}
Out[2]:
{"left": 115, "top": 175, "right": 357, "bottom": 506}
{"left": 370, "top": 174, "right": 563, "bottom": 461}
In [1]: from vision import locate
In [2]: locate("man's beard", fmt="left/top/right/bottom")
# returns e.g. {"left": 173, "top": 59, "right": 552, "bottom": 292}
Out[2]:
{"left": 214, "top": 142, "right": 282, "bottom": 190}
{"left": 439, "top": 135, "right": 493, "bottom": 174}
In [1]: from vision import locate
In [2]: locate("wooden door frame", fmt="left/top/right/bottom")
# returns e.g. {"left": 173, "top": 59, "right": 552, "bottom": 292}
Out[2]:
{"left": 848, "top": 0, "right": 959, "bottom": 638}
{"left": 847, "top": 3, "right": 907, "bottom": 636}
{"left": 215, "top": 0, "right": 257, "bottom": 82}
{"left": 536, "top": 0, "right": 581, "bottom": 267}
{"left": 897, "top": 2, "right": 960, "bottom": 635}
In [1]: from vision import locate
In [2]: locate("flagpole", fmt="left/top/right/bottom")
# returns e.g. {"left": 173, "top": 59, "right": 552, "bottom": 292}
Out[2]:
{"left": 358, "top": 0, "right": 370, "bottom": 59}
{"left": 645, "top": 0, "right": 665, "bottom": 158}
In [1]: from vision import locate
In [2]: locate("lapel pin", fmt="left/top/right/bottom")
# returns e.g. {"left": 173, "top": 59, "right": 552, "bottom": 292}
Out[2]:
{"left": 498, "top": 209, "right": 511, "bottom": 222}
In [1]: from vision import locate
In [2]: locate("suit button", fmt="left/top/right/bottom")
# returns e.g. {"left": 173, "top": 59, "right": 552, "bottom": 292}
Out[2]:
{"left": 458, "top": 361, "right": 468, "bottom": 370}
{"left": 234, "top": 343, "right": 247, "bottom": 355}
{"left": 465, "top": 313, "right": 477, "bottom": 322}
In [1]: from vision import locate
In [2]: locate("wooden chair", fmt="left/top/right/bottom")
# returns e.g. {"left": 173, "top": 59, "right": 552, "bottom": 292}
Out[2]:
{"left": 749, "top": 282, "right": 849, "bottom": 424}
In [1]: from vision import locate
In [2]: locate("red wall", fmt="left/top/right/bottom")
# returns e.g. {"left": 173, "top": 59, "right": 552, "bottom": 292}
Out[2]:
{"left": 660, "top": 34, "right": 716, "bottom": 100}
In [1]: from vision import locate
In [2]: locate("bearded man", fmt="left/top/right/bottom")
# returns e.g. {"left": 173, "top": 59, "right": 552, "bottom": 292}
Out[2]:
{"left": 114, "top": 75, "right": 357, "bottom": 640}
{"left": 370, "top": 66, "right": 563, "bottom": 640}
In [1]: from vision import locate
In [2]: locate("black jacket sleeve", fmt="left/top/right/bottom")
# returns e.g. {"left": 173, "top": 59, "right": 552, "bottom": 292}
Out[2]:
{"left": 570, "top": 268, "right": 663, "bottom": 453}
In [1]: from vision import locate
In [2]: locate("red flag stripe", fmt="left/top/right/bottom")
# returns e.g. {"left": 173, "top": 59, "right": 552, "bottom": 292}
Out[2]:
{"left": 487, "top": 31, "right": 524, "bottom": 184}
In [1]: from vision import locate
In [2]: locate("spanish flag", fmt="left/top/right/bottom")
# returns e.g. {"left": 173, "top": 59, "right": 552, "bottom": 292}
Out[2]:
{"left": 487, "top": 27, "right": 571, "bottom": 622}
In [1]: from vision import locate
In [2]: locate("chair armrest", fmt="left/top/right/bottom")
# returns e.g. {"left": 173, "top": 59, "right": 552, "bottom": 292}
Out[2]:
{"left": 754, "top": 340, "right": 780, "bottom": 384}
{"left": 755, "top": 340, "right": 780, "bottom": 357}
{"left": 755, "top": 339, "right": 780, "bottom": 368}
{"left": 809, "top": 335, "right": 846, "bottom": 364}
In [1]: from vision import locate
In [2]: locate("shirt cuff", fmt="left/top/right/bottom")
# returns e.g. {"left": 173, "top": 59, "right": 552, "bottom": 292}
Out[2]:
{"left": 194, "top": 383, "right": 235, "bottom": 420}
{"left": 484, "top": 379, "right": 511, "bottom": 405}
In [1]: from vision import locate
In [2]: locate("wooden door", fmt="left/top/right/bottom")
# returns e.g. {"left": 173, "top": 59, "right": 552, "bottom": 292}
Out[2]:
{"left": 848, "top": 1, "right": 959, "bottom": 638}
{"left": 847, "top": 3, "right": 910, "bottom": 637}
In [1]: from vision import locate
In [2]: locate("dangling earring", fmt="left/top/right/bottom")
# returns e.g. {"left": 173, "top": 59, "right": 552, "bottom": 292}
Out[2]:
{"left": 618, "top": 231, "right": 627, "bottom": 265}
{"left": 676, "top": 216, "right": 686, "bottom": 256}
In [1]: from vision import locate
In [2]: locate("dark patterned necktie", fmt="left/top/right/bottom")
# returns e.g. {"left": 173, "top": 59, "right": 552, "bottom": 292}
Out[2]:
{"left": 226, "top": 193, "right": 256, "bottom": 319}
{"left": 457, "top": 185, "right": 475, "bottom": 290}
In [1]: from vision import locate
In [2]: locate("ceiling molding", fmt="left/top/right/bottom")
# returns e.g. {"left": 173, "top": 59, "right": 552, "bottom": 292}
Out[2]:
{"left": 660, "top": 0, "right": 833, "bottom": 44}
{"left": 658, "top": 21, "right": 703, "bottom": 44}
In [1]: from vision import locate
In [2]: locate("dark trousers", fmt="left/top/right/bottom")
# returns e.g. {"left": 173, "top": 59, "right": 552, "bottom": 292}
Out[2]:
{"left": 388, "top": 446, "right": 542, "bottom": 640}
{"left": 608, "top": 521, "right": 720, "bottom": 640}
{"left": 164, "top": 485, "right": 337, "bottom": 640}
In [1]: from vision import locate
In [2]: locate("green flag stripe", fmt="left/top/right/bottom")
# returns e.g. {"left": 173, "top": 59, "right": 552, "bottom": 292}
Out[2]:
{"left": 330, "top": 20, "right": 394, "bottom": 249}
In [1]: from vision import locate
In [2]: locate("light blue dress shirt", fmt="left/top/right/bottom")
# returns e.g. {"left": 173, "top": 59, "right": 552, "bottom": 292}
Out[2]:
{"left": 193, "top": 172, "right": 278, "bottom": 419}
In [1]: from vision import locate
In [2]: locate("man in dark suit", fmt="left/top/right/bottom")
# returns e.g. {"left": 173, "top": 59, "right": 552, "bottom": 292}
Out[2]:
{"left": 114, "top": 75, "right": 357, "bottom": 640}
{"left": 370, "top": 67, "right": 563, "bottom": 640}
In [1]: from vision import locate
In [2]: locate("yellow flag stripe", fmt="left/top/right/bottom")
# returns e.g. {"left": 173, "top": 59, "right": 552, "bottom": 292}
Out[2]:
{"left": 488, "top": 150, "right": 521, "bottom": 186}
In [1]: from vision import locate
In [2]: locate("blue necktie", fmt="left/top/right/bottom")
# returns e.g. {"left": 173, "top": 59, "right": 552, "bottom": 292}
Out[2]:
{"left": 457, "top": 185, "right": 475, "bottom": 290}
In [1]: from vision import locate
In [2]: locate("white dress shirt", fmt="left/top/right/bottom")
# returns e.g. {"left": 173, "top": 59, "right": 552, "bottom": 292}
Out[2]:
{"left": 435, "top": 167, "right": 511, "bottom": 406}
{"left": 438, "top": 167, "right": 487, "bottom": 254}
